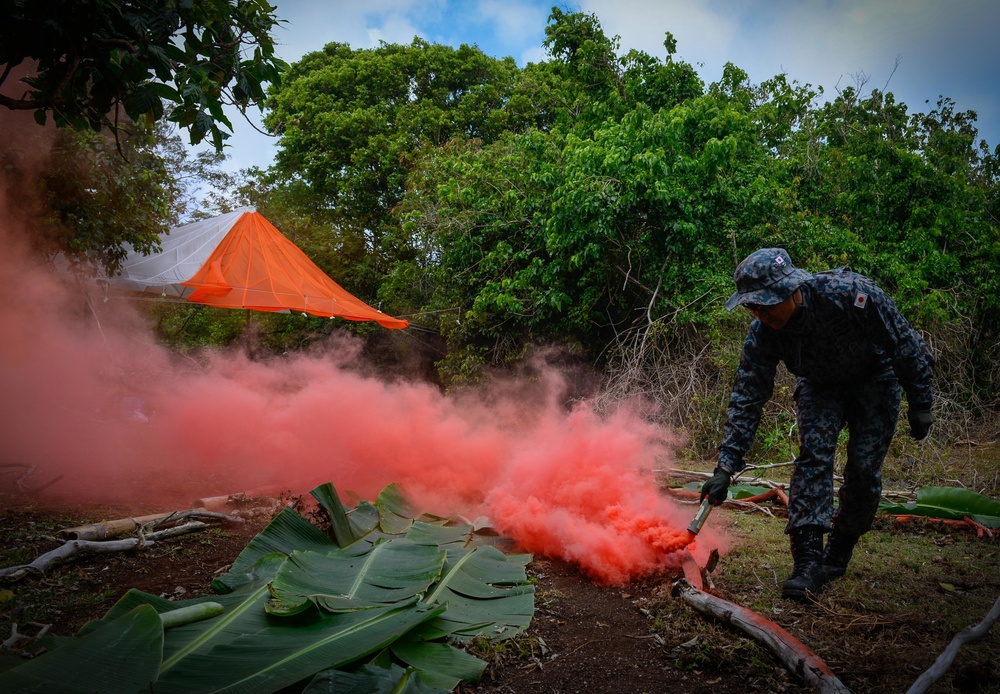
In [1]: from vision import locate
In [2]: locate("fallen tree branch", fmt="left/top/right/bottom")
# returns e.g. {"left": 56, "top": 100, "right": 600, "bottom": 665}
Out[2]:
{"left": 672, "top": 579, "right": 851, "bottom": 693}
{"left": 889, "top": 515, "right": 994, "bottom": 539}
{"left": 58, "top": 509, "right": 242, "bottom": 540}
{"left": 658, "top": 467, "right": 917, "bottom": 504}
{"left": 2, "top": 622, "right": 50, "bottom": 654}
{"left": 656, "top": 467, "right": 800, "bottom": 490}
{"left": 191, "top": 485, "right": 285, "bottom": 511}
{"left": 906, "top": 594, "right": 1000, "bottom": 694}
{"left": 0, "top": 463, "right": 64, "bottom": 493}
{"left": 0, "top": 522, "right": 209, "bottom": 580}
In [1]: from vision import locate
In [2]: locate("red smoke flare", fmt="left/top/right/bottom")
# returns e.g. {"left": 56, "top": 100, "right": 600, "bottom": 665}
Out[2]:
{"left": 0, "top": 116, "right": 725, "bottom": 585}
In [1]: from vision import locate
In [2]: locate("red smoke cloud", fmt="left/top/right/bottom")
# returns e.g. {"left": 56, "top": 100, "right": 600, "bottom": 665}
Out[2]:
{"left": 0, "top": 119, "right": 724, "bottom": 586}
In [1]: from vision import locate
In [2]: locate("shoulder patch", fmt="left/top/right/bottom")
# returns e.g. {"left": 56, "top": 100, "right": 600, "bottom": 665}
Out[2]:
{"left": 854, "top": 291, "right": 869, "bottom": 308}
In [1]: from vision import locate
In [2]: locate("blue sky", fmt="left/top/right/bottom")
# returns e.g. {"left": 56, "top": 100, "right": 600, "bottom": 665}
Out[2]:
{"left": 212, "top": 0, "right": 1000, "bottom": 172}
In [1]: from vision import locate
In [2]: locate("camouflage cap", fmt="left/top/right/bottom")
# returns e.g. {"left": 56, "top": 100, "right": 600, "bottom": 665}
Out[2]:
{"left": 724, "top": 248, "right": 812, "bottom": 310}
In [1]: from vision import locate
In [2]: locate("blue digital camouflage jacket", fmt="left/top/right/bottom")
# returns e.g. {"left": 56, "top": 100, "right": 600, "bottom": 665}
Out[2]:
{"left": 717, "top": 268, "right": 935, "bottom": 475}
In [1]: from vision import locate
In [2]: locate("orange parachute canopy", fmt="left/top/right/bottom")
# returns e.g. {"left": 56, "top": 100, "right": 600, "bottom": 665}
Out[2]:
{"left": 106, "top": 208, "right": 407, "bottom": 330}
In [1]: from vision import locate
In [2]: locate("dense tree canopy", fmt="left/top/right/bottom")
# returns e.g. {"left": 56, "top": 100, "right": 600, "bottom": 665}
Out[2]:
{"left": 262, "top": 38, "right": 535, "bottom": 298}
{"left": 1, "top": 0, "right": 286, "bottom": 150}
{"left": 258, "top": 8, "right": 998, "bottom": 417}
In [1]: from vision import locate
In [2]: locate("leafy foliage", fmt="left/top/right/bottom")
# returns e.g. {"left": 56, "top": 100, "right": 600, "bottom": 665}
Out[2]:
{"left": 264, "top": 38, "right": 530, "bottom": 302}
{"left": 0, "top": 482, "right": 534, "bottom": 693}
{"left": 389, "top": 22, "right": 784, "bottom": 373}
{"left": 1, "top": 0, "right": 287, "bottom": 151}
{"left": 17, "top": 124, "right": 176, "bottom": 276}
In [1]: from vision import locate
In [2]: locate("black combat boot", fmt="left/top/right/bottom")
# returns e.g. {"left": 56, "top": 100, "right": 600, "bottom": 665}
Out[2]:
{"left": 781, "top": 527, "right": 826, "bottom": 602}
{"left": 822, "top": 531, "right": 860, "bottom": 581}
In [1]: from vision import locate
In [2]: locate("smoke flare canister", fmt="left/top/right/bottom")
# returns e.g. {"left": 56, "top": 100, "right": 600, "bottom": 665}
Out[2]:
{"left": 687, "top": 498, "right": 713, "bottom": 535}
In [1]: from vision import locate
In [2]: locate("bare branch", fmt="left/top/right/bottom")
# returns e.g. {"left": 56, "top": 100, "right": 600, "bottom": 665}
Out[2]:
{"left": 906, "top": 595, "right": 1000, "bottom": 694}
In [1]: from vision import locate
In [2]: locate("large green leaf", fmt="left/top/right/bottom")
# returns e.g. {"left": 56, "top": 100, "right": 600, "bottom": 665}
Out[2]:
{"left": 311, "top": 482, "right": 358, "bottom": 547}
{"left": 0, "top": 481, "right": 533, "bottom": 692}
{"left": 406, "top": 521, "right": 474, "bottom": 548}
{"left": 879, "top": 486, "right": 1000, "bottom": 528}
{"left": 153, "top": 600, "right": 445, "bottom": 694}
{"left": 106, "top": 579, "right": 277, "bottom": 671}
{"left": 421, "top": 545, "right": 534, "bottom": 642}
{"left": 348, "top": 500, "right": 382, "bottom": 538}
{"left": 303, "top": 663, "right": 446, "bottom": 693}
{"left": 377, "top": 483, "right": 420, "bottom": 534}
{"left": 391, "top": 635, "right": 487, "bottom": 690}
{"left": 213, "top": 508, "right": 335, "bottom": 593}
{"left": 267, "top": 540, "right": 446, "bottom": 615}
{"left": 0, "top": 605, "right": 163, "bottom": 693}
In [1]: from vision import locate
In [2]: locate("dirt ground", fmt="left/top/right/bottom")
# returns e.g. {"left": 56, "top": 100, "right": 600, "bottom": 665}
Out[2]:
{"left": 1, "top": 491, "right": 998, "bottom": 694}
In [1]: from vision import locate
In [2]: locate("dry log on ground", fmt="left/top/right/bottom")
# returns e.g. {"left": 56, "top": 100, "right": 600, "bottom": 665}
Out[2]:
{"left": 905, "top": 594, "right": 1000, "bottom": 694}
{"left": 57, "top": 509, "right": 242, "bottom": 541}
{"left": 191, "top": 485, "right": 285, "bottom": 510}
{"left": 673, "top": 579, "right": 851, "bottom": 694}
{"left": 0, "top": 522, "right": 210, "bottom": 580}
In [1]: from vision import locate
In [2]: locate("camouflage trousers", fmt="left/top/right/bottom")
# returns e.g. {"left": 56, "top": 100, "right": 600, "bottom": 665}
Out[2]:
{"left": 786, "top": 376, "right": 901, "bottom": 535}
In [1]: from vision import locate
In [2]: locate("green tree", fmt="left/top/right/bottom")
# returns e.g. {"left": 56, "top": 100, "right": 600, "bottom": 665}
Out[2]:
{"left": 0, "top": 120, "right": 174, "bottom": 275}
{"left": 772, "top": 86, "right": 1000, "bottom": 415}
{"left": 389, "top": 12, "right": 769, "bottom": 376}
{"left": 1, "top": 0, "right": 286, "bottom": 151}
{"left": 397, "top": 92, "right": 782, "bottom": 373}
{"left": 264, "top": 38, "right": 529, "bottom": 302}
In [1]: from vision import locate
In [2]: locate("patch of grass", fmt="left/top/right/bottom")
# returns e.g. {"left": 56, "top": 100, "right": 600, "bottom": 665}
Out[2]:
{"left": 650, "top": 496, "right": 1000, "bottom": 694}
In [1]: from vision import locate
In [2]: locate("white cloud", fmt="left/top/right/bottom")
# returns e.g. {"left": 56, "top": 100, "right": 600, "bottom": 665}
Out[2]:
{"left": 579, "top": 0, "right": 999, "bottom": 146}
{"left": 580, "top": 0, "right": 738, "bottom": 71}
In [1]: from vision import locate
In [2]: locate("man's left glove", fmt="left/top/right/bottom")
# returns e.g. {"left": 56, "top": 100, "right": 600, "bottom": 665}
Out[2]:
{"left": 907, "top": 404, "right": 934, "bottom": 440}
{"left": 700, "top": 468, "right": 732, "bottom": 506}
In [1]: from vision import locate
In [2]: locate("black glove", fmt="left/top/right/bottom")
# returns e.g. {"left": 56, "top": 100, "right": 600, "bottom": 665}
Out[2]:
{"left": 907, "top": 405, "right": 934, "bottom": 440}
{"left": 700, "top": 468, "right": 732, "bottom": 506}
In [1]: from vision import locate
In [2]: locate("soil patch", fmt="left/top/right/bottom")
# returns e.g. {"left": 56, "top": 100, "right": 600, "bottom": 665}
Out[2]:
{"left": 461, "top": 557, "right": 801, "bottom": 694}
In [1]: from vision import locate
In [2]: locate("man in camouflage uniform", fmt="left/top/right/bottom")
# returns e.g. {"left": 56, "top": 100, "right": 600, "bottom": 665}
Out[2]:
{"left": 700, "top": 248, "right": 935, "bottom": 601}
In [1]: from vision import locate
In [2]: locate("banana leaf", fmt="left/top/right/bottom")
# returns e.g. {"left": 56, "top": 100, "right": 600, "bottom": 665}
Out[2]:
{"left": 267, "top": 540, "right": 446, "bottom": 615}
{"left": 0, "top": 605, "right": 162, "bottom": 693}
{"left": 213, "top": 508, "right": 334, "bottom": 593}
{"left": 152, "top": 600, "right": 444, "bottom": 694}
{"left": 303, "top": 663, "right": 446, "bottom": 693}
{"left": 311, "top": 482, "right": 358, "bottom": 547}
{"left": 406, "top": 521, "right": 474, "bottom": 548}
{"left": 879, "top": 486, "right": 1000, "bottom": 528}
{"left": 390, "top": 635, "right": 487, "bottom": 690}
{"left": 377, "top": 482, "right": 419, "bottom": 534}
{"left": 19, "top": 587, "right": 444, "bottom": 693}
{"left": 420, "top": 545, "right": 535, "bottom": 642}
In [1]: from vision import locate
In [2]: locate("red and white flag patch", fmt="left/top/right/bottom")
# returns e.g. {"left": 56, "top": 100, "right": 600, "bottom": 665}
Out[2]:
{"left": 854, "top": 291, "right": 868, "bottom": 308}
